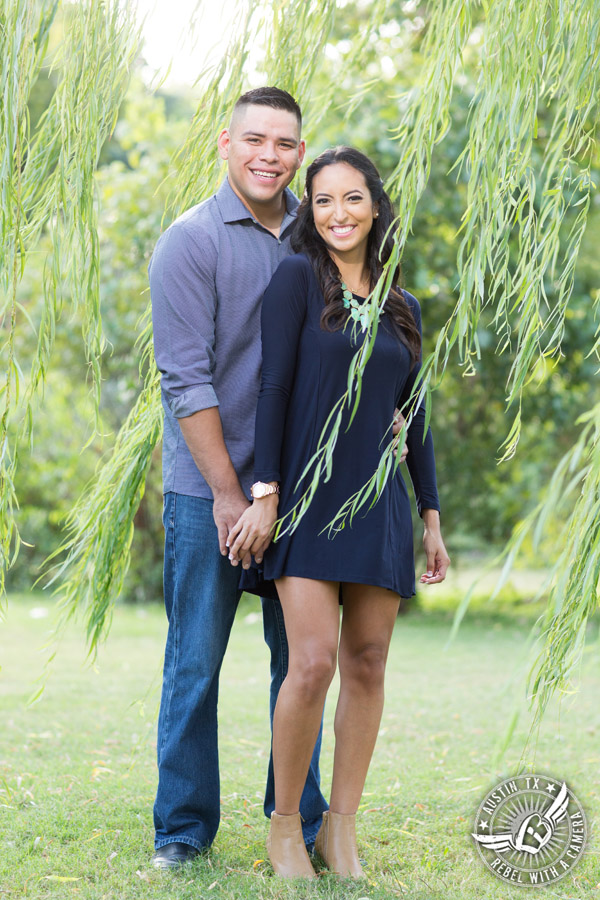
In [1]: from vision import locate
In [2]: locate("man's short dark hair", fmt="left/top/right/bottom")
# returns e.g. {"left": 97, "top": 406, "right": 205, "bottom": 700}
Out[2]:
{"left": 233, "top": 87, "right": 302, "bottom": 129}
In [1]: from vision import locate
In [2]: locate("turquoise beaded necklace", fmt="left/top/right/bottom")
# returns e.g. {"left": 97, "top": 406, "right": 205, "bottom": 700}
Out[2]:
{"left": 341, "top": 281, "right": 380, "bottom": 332}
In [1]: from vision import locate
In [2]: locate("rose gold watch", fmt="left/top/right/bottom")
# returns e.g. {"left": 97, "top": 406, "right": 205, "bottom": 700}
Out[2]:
{"left": 250, "top": 481, "right": 280, "bottom": 499}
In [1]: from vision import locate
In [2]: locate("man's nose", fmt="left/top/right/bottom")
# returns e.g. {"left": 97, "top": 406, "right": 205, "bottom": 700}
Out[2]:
{"left": 259, "top": 142, "right": 278, "bottom": 163}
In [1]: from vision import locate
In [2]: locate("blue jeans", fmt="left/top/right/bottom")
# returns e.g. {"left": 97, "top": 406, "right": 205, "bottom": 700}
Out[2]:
{"left": 154, "top": 493, "right": 327, "bottom": 850}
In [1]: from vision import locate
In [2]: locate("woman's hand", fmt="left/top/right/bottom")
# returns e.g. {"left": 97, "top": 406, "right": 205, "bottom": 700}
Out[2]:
{"left": 419, "top": 509, "right": 450, "bottom": 584}
{"left": 227, "top": 495, "right": 279, "bottom": 567}
{"left": 392, "top": 410, "right": 408, "bottom": 464}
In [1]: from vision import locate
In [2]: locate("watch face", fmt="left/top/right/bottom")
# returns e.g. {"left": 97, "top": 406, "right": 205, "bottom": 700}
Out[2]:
{"left": 253, "top": 483, "right": 266, "bottom": 498}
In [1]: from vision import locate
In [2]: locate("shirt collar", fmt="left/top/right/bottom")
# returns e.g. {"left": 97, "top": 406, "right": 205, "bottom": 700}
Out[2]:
{"left": 216, "top": 177, "right": 299, "bottom": 230}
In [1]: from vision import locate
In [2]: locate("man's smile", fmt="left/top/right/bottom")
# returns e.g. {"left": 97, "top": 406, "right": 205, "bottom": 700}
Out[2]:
{"left": 251, "top": 169, "right": 279, "bottom": 179}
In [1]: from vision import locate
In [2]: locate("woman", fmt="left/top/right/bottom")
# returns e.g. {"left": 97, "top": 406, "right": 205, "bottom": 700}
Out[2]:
{"left": 228, "top": 147, "right": 450, "bottom": 879}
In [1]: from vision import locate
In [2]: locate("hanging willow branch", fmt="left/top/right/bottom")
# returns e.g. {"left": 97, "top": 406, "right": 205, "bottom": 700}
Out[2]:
{"left": 0, "top": 0, "right": 140, "bottom": 600}
{"left": 235, "top": 0, "right": 599, "bottom": 730}
{"left": 47, "top": 0, "right": 373, "bottom": 652}
{"left": 449, "top": 399, "right": 600, "bottom": 743}
{"left": 525, "top": 403, "right": 600, "bottom": 726}
{"left": 286, "top": 0, "right": 599, "bottom": 731}
{"left": 272, "top": 0, "right": 473, "bottom": 537}
{"left": 45, "top": 0, "right": 263, "bottom": 646}
{"left": 163, "top": 0, "right": 260, "bottom": 221}
{"left": 3, "top": 0, "right": 598, "bottom": 732}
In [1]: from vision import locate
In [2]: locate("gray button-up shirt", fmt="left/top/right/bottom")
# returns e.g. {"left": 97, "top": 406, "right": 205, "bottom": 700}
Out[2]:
{"left": 149, "top": 177, "right": 299, "bottom": 499}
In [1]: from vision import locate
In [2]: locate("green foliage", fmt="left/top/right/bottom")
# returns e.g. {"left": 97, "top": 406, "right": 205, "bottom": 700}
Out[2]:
{"left": 4, "top": 375, "right": 98, "bottom": 591}
{"left": 275, "top": 1, "right": 600, "bottom": 737}
{"left": 6, "top": 77, "right": 182, "bottom": 604}
{"left": 1, "top": 0, "right": 599, "bottom": 735}
{"left": 307, "top": 5, "right": 599, "bottom": 548}
{"left": 491, "top": 404, "right": 600, "bottom": 742}
{"left": 50, "top": 0, "right": 394, "bottom": 647}
{"left": 1, "top": 0, "right": 141, "bottom": 598}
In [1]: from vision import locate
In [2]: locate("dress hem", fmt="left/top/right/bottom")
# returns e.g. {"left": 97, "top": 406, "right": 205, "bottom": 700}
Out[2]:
{"left": 254, "top": 565, "right": 415, "bottom": 601}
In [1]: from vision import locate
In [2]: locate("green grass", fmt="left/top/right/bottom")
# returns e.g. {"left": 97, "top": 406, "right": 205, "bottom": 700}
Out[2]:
{"left": 1, "top": 592, "right": 598, "bottom": 899}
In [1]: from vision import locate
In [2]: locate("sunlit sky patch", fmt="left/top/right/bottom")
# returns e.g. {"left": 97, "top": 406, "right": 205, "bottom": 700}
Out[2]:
{"left": 134, "top": 0, "right": 240, "bottom": 88}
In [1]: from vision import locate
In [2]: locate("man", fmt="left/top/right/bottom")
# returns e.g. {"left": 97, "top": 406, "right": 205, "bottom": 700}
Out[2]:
{"left": 148, "top": 87, "right": 328, "bottom": 868}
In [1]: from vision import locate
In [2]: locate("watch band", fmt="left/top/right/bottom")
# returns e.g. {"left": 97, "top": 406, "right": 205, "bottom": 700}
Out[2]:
{"left": 250, "top": 481, "right": 280, "bottom": 499}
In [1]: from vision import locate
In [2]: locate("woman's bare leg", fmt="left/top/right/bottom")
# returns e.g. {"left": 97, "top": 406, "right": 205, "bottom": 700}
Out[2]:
{"left": 272, "top": 576, "right": 340, "bottom": 815}
{"left": 329, "top": 584, "right": 400, "bottom": 814}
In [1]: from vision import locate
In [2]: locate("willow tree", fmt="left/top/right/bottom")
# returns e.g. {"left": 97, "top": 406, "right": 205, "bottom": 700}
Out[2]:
{"left": 1, "top": 0, "right": 140, "bottom": 588}
{"left": 1, "top": 0, "right": 598, "bottom": 735}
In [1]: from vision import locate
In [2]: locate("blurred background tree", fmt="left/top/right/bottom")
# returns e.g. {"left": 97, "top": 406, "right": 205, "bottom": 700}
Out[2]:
{"left": 305, "top": 0, "right": 599, "bottom": 553}
{"left": 7, "top": 0, "right": 596, "bottom": 595}
{"left": 7, "top": 74, "right": 186, "bottom": 599}
{"left": 2, "top": 0, "right": 598, "bottom": 726}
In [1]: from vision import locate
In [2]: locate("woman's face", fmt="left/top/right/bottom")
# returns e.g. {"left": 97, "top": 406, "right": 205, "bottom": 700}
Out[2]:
{"left": 311, "top": 162, "right": 377, "bottom": 262}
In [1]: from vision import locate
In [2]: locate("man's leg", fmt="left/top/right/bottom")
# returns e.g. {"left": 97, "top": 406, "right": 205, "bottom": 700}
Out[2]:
{"left": 261, "top": 591, "right": 328, "bottom": 847}
{"left": 154, "top": 493, "right": 241, "bottom": 851}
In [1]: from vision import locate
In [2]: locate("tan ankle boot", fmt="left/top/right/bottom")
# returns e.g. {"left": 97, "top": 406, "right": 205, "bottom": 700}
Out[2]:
{"left": 315, "top": 810, "right": 364, "bottom": 878}
{"left": 266, "top": 812, "right": 315, "bottom": 879}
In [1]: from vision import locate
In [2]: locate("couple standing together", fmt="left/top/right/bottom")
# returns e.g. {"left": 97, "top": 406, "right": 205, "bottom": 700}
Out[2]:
{"left": 149, "top": 86, "right": 449, "bottom": 878}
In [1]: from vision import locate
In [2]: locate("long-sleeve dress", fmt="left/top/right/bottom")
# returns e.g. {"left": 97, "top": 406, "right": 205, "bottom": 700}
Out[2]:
{"left": 243, "top": 252, "right": 440, "bottom": 599}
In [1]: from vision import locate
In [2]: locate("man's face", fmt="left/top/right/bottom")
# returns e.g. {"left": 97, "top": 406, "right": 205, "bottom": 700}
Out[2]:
{"left": 218, "top": 104, "right": 305, "bottom": 209}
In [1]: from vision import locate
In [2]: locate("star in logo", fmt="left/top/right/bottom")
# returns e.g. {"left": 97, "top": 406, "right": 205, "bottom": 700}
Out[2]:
{"left": 478, "top": 820, "right": 489, "bottom": 830}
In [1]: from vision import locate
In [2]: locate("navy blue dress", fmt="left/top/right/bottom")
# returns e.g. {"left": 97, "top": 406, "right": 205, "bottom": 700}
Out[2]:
{"left": 243, "top": 253, "right": 440, "bottom": 598}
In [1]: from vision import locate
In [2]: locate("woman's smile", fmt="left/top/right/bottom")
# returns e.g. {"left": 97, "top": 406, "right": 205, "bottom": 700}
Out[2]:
{"left": 330, "top": 224, "right": 357, "bottom": 235}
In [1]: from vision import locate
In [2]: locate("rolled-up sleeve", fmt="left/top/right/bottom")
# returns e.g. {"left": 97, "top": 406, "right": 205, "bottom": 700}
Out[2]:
{"left": 150, "top": 222, "right": 220, "bottom": 418}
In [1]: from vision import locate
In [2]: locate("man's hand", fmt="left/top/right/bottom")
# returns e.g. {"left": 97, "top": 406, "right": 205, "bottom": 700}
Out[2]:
{"left": 227, "top": 496, "right": 279, "bottom": 567}
{"left": 419, "top": 509, "right": 450, "bottom": 584}
{"left": 177, "top": 409, "right": 254, "bottom": 568}
{"left": 392, "top": 410, "right": 408, "bottom": 464}
{"left": 213, "top": 488, "right": 252, "bottom": 569}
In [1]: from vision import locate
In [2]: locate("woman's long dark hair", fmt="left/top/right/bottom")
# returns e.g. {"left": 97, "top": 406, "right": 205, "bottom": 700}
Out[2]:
{"left": 291, "top": 146, "right": 420, "bottom": 366}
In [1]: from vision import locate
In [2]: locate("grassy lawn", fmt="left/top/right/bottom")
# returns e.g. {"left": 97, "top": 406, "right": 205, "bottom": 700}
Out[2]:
{"left": 1, "top": 590, "right": 598, "bottom": 899}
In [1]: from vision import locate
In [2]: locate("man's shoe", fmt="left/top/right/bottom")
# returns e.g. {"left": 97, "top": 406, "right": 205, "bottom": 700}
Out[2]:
{"left": 151, "top": 842, "right": 201, "bottom": 869}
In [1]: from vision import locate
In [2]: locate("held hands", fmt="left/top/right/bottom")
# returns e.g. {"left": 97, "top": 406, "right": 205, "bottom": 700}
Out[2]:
{"left": 213, "top": 488, "right": 252, "bottom": 571}
{"left": 419, "top": 510, "right": 451, "bottom": 585}
{"left": 227, "top": 494, "right": 279, "bottom": 568}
